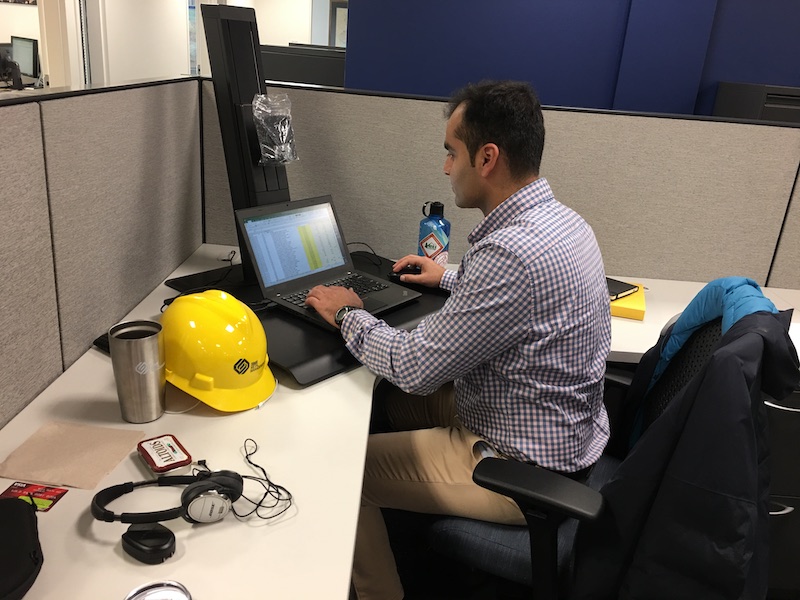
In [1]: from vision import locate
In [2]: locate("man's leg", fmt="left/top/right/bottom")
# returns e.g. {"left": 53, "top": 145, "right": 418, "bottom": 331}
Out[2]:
{"left": 369, "top": 379, "right": 457, "bottom": 433}
{"left": 351, "top": 383, "right": 524, "bottom": 600}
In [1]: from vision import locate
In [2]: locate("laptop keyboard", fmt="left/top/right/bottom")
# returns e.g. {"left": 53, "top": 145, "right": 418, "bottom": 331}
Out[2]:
{"left": 281, "top": 273, "right": 389, "bottom": 308}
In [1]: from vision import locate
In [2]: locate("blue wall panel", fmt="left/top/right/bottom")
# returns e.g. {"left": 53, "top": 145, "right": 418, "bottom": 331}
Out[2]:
{"left": 695, "top": 0, "right": 800, "bottom": 115}
{"left": 345, "top": 0, "right": 632, "bottom": 109}
{"left": 613, "top": 0, "right": 717, "bottom": 114}
{"left": 344, "top": 0, "right": 800, "bottom": 116}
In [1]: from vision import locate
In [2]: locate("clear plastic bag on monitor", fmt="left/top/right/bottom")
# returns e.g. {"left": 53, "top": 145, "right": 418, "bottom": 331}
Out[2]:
{"left": 252, "top": 93, "right": 298, "bottom": 165}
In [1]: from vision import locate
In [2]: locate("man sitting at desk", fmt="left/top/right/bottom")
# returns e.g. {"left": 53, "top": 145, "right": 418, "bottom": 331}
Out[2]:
{"left": 305, "top": 80, "right": 611, "bottom": 600}
{"left": 0, "top": 52, "right": 23, "bottom": 91}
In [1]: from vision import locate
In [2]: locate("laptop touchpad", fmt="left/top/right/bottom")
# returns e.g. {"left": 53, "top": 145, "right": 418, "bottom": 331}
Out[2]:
{"left": 362, "top": 297, "right": 387, "bottom": 313}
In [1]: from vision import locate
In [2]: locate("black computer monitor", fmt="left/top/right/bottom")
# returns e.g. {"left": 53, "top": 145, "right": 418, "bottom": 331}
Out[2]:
{"left": 166, "top": 5, "right": 291, "bottom": 296}
{"left": 11, "top": 36, "right": 39, "bottom": 79}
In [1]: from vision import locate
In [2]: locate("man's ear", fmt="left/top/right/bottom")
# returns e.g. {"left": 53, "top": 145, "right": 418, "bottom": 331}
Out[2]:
{"left": 478, "top": 143, "right": 500, "bottom": 176}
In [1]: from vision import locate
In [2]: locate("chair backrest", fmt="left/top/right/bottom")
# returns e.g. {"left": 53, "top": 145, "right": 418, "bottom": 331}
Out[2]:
{"left": 640, "top": 317, "right": 722, "bottom": 430}
{"left": 619, "top": 317, "right": 723, "bottom": 451}
{"left": 572, "top": 311, "right": 798, "bottom": 600}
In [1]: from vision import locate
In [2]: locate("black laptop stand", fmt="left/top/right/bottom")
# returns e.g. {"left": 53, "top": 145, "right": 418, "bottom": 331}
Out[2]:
{"left": 167, "top": 251, "right": 448, "bottom": 386}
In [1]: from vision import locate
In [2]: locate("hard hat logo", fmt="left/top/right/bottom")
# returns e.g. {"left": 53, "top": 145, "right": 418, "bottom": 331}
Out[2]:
{"left": 233, "top": 358, "right": 265, "bottom": 375}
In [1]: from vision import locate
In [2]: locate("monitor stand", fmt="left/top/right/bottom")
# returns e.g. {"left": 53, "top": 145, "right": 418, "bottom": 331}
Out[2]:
{"left": 166, "top": 227, "right": 262, "bottom": 303}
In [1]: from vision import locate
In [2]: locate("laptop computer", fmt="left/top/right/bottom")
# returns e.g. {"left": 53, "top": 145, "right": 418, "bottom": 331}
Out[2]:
{"left": 235, "top": 195, "right": 422, "bottom": 330}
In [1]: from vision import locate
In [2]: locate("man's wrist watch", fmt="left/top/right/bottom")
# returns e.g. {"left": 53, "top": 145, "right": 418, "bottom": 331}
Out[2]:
{"left": 334, "top": 305, "right": 360, "bottom": 327}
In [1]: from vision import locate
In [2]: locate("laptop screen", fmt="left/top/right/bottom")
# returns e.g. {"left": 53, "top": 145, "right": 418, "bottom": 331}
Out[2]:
{"left": 239, "top": 200, "right": 349, "bottom": 288}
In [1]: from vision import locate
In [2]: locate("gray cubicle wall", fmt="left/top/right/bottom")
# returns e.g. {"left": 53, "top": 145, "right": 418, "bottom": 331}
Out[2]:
{"left": 0, "top": 103, "right": 62, "bottom": 427}
{"left": 202, "top": 84, "right": 800, "bottom": 286}
{"left": 41, "top": 81, "right": 204, "bottom": 367}
{"left": 769, "top": 172, "right": 800, "bottom": 289}
{"left": 280, "top": 88, "right": 458, "bottom": 260}
{"left": 542, "top": 111, "right": 800, "bottom": 285}
{"left": 0, "top": 79, "right": 204, "bottom": 428}
{"left": 202, "top": 80, "right": 234, "bottom": 246}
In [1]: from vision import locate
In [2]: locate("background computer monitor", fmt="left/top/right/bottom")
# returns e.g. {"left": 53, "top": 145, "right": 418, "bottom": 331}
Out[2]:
{"left": 11, "top": 36, "right": 39, "bottom": 79}
{"left": 264, "top": 44, "right": 345, "bottom": 87}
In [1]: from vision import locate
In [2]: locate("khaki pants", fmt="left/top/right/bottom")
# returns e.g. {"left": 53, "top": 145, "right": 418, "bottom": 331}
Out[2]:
{"left": 351, "top": 382, "right": 525, "bottom": 600}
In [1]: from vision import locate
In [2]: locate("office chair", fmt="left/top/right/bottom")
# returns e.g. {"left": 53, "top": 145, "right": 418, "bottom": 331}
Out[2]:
{"left": 425, "top": 279, "right": 799, "bottom": 600}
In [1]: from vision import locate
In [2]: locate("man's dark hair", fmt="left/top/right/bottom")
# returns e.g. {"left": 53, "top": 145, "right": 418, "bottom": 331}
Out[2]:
{"left": 447, "top": 80, "right": 545, "bottom": 180}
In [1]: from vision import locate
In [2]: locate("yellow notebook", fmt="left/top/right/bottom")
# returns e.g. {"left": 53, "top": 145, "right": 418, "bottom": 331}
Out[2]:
{"left": 610, "top": 283, "right": 646, "bottom": 320}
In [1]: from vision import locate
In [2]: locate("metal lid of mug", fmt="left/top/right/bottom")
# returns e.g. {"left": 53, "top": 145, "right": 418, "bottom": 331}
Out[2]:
{"left": 124, "top": 581, "right": 191, "bottom": 600}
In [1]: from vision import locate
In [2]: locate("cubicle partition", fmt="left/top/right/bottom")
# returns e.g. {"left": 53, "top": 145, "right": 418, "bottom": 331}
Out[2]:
{"left": 41, "top": 81, "right": 203, "bottom": 367}
{"left": 542, "top": 111, "right": 800, "bottom": 285}
{"left": 202, "top": 83, "right": 800, "bottom": 288}
{"left": 0, "top": 80, "right": 203, "bottom": 428}
{"left": 771, "top": 181, "right": 800, "bottom": 289}
{"left": 0, "top": 78, "right": 798, "bottom": 427}
{"left": 0, "top": 102, "right": 61, "bottom": 427}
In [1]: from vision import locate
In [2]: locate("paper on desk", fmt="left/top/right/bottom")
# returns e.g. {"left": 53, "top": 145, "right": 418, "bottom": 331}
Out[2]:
{"left": 0, "top": 421, "right": 144, "bottom": 489}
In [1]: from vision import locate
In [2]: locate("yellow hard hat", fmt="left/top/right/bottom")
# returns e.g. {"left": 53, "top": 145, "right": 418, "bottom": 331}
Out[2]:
{"left": 161, "top": 290, "right": 276, "bottom": 412}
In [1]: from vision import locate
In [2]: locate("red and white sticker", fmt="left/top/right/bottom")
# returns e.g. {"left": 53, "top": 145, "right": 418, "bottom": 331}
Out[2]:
{"left": 0, "top": 481, "right": 68, "bottom": 512}
{"left": 419, "top": 233, "right": 445, "bottom": 259}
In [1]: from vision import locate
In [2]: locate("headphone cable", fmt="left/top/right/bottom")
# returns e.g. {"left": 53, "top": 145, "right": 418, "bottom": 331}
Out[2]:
{"left": 194, "top": 438, "right": 293, "bottom": 521}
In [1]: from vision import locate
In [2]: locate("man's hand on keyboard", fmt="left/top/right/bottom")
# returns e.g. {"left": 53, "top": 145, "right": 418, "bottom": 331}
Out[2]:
{"left": 305, "top": 285, "right": 364, "bottom": 329}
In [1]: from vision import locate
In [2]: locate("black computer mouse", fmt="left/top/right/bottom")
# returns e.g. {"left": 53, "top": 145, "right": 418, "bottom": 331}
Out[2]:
{"left": 388, "top": 265, "right": 422, "bottom": 281}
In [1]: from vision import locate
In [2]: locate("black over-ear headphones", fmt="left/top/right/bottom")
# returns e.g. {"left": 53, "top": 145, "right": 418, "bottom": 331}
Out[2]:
{"left": 91, "top": 470, "right": 244, "bottom": 525}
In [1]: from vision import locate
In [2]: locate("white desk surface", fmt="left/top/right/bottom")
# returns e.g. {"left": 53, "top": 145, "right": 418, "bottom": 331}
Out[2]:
{"left": 607, "top": 277, "right": 800, "bottom": 363}
{"left": 1, "top": 244, "right": 375, "bottom": 600}
{"left": 765, "top": 288, "right": 800, "bottom": 323}
{"left": 765, "top": 287, "right": 800, "bottom": 353}
{"left": 2, "top": 248, "right": 798, "bottom": 599}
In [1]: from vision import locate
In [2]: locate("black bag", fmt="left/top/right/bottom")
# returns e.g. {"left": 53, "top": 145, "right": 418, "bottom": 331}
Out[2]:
{"left": 0, "top": 498, "right": 43, "bottom": 599}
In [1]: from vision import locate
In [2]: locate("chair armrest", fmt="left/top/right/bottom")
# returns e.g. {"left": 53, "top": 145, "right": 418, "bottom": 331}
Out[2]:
{"left": 473, "top": 458, "right": 603, "bottom": 522}
{"left": 605, "top": 366, "right": 634, "bottom": 387}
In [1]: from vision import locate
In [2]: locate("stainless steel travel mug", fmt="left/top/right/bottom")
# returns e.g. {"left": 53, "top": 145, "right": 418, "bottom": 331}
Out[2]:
{"left": 108, "top": 320, "right": 166, "bottom": 423}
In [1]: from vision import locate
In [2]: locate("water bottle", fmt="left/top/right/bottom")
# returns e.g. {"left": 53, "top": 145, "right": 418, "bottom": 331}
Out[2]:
{"left": 418, "top": 201, "right": 451, "bottom": 266}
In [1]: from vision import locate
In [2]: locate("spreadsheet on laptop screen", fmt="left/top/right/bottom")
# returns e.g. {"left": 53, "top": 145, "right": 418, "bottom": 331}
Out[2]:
{"left": 240, "top": 202, "right": 347, "bottom": 287}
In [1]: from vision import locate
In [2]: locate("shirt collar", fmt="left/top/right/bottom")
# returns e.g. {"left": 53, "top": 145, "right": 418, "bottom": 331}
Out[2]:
{"left": 468, "top": 177, "right": 554, "bottom": 245}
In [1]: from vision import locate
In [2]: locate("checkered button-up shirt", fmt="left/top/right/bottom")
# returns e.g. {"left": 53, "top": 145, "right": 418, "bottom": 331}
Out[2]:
{"left": 342, "top": 178, "right": 611, "bottom": 472}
